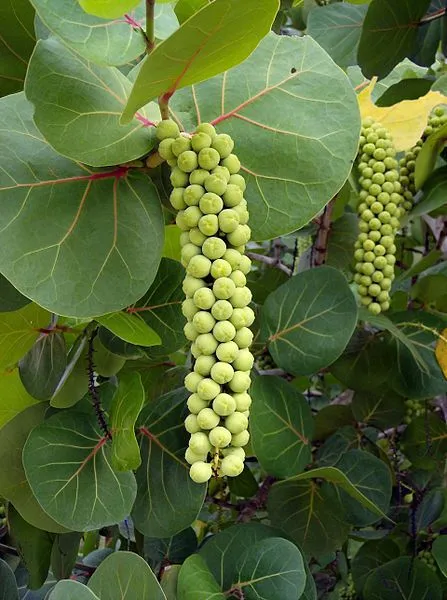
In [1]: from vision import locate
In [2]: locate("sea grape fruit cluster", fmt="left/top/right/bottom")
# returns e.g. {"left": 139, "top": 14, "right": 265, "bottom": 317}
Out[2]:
{"left": 354, "top": 118, "right": 403, "bottom": 315}
{"left": 417, "top": 550, "right": 437, "bottom": 572}
{"left": 399, "top": 106, "right": 447, "bottom": 211}
{"left": 156, "top": 120, "right": 254, "bottom": 484}
{"left": 404, "top": 398, "right": 426, "bottom": 425}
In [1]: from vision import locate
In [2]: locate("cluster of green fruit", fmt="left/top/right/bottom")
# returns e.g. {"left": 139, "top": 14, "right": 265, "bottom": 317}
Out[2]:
{"left": 354, "top": 118, "right": 403, "bottom": 314}
{"left": 399, "top": 107, "right": 447, "bottom": 210}
{"left": 256, "top": 350, "right": 276, "bottom": 371}
{"left": 418, "top": 549, "right": 437, "bottom": 572}
{"left": 337, "top": 574, "right": 355, "bottom": 599}
{"left": 156, "top": 120, "right": 254, "bottom": 484}
{"left": 404, "top": 398, "right": 426, "bottom": 424}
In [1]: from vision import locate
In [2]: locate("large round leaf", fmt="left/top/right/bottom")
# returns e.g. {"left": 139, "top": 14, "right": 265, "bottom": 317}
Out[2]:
{"left": 79, "top": 0, "right": 140, "bottom": 19}
{"left": 177, "top": 555, "right": 225, "bottom": 600}
{"left": 25, "top": 38, "right": 155, "bottom": 167}
{"left": 351, "top": 538, "right": 401, "bottom": 594}
{"left": 50, "top": 581, "right": 100, "bottom": 600}
{"left": 170, "top": 33, "right": 361, "bottom": 240}
{"left": 23, "top": 409, "right": 137, "bottom": 531}
{"left": 0, "top": 92, "right": 164, "bottom": 318}
{"left": 260, "top": 266, "right": 358, "bottom": 375}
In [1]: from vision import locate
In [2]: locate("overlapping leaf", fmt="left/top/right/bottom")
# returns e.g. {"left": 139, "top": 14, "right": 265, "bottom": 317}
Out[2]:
{"left": 351, "top": 389, "right": 406, "bottom": 429}
{"left": 170, "top": 33, "right": 361, "bottom": 240}
{"left": 51, "top": 532, "right": 83, "bottom": 580}
{"left": 50, "top": 581, "right": 100, "bottom": 600}
{"left": 177, "top": 555, "right": 225, "bottom": 600}
{"left": 401, "top": 414, "right": 447, "bottom": 470}
{"left": 23, "top": 409, "right": 137, "bottom": 531}
{"left": 412, "top": 167, "right": 447, "bottom": 216}
{"left": 175, "top": 0, "right": 208, "bottom": 24}
{"left": 145, "top": 528, "right": 198, "bottom": 571}
{"left": 122, "top": 0, "right": 279, "bottom": 122}
{"left": 0, "top": 92, "right": 164, "bottom": 318}
{"left": 250, "top": 376, "right": 313, "bottom": 478}
{"left": 0, "top": 276, "right": 31, "bottom": 313}
{"left": 0, "top": 369, "right": 40, "bottom": 430}
{"left": 351, "top": 539, "right": 401, "bottom": 594}
{"left": 19, "top": 332, "right": 66, "bottom": 400}
{"left": 261, "top": 266, "right": 358, "bottom": 375}
{"left": 96, "top": 312, "right": 161, "bottom": 347}
{"left": 79, "top": 0, "right": 140, "bottom": 19}
{"left": 0, "top": 558, "right": 19, "bottom": 600}
{"left": 133, "top": 388, "right": 206, "bottom": 538}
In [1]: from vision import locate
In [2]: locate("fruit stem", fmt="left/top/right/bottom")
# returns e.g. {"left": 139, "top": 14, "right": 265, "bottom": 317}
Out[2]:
{"left": 145, "top": 0, "right": 155, "bottom": 53}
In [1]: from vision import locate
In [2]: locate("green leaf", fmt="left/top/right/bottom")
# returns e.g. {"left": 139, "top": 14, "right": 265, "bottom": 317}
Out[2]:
{"left": 26, "top": 38, "right": 155, "bottom": 168}
{"left": 401, "top": 414, "right": 447, "bottom": 470}
{"left": 268, "top": 479, "right": 350, "bottom": 558}
{"left": 250, "top": 376, "right": 313, "bottom": 478}
{"left": 0, "top": 303, "right": 50, "bottom": 371}
{"left": 316, "top": 426, "right": 360, "bottom": 467}
{"left": 8, "top": 505, "right": 54, "bottom": 589}
{"left": 0, "top": 558, "right": 19, "bottom": 600}
{"left": 375, "top": 78, "right": 433, "bottom": 107}
{"left": 19, "top": 333, "right": 67, "bottom": 400}
{"left": 0, "top": 276, "right": 31, "bottom": 313}
{"left": 363, "top": 556, "right": 442, "bottom": 600}
{"left": 177, "top": 554, "right": 225, "bottom": 600}
{"left": 51, "top": 532, "right": 82, "bottom": 580}
{"left": 110, "top": 372, "right": 145, "bottom": 471}
{"left": 0, "top": 0, "right": 36, "bottom": 96}
{"left": 50, "top": 581, "right": 100, "bottom": 600}
{"left": 351, "top": 538, "right": 401, "bottom": 594}
{"left": 326, "top": 214, "right": 359, "bottom": 277}
{"left": 228, "top": 465, "right": 258, "bottom": 498}
{"left": 96, "top": 313, "right": 161, "bottom": 347}
{"left": 163, "top": 225, "right": 182, "bottom": 263}
{"left": 0, "top": 404, "right": 67, "bottom": 533}
{"left": 121, "top": 0, "right": 279, "bottom": 123}
{"left": 175, "top": 0, "right": 209, "bottom": 24}
{"left": 145, "top": 528, "right": 198, "bottom": 570}
{"left": 88, "top": 551, "right": 167, "bottom": 600}
{"left": 94, "top": 338, "right": 127, "bottom": 377}
{"left": 261, "top": 266, "right": 358, "bottom": 375}
{"left": 161, "top": 565, "right": 180, "bottom": 600}
{"left": 30, "top": 0, "right": 145, "bottom": 66}
{"left": 351, "top": 389, "right": 406, "bottom": 429}
{"left": 0, "top": 92, "right": 164, "bottom": 319}
{"left": 414, "top": 490, "right": 445, "bottom": 532}
{"left": 313, "top": 406, "right": 355, "bottom": 442}
{"left": 432, "top": 534, "right": 447, "bottom": 577}
{"left": 415, "top": 123, "right": 447, "bottom": 190}
{"left": 307, "top": 3, "right": 367, "bottom": 69}
{"left": 0, "top": 369, "right": 41, "bottom": 429}
{"left": 79, "top": 0, "right": 140, "bottom": 19}
{"left": 170, "top": 32, "right": 361, "bottom": 240}
{"left": 133, "top": 388, "right": 206, "bottom": 538}
{"left": 51, "top": 339, "right": 90, "bottom": 409}
{"left": 133, "top": 258, "right": 185, "bottom": 358}
{"left": 358, "top": 0, "right": 431, "bottom": 79}
{"left": 23, "top": 409, "right": 137, "bottom": 531}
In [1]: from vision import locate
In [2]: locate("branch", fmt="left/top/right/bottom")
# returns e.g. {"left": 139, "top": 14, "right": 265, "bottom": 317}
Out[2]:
{"left": 419, "top": 8, "right": 446, "bottom": 25}
{"left": 87, "top": 329, "right": 111, "bottom": 440}
{"left": 145, "top": 0, "right": 155, "bottom": 53}
{"left": 312, "top": 198, "right": 335, "bottom": 267}
{"left": 246, "top": 252, "right": 292, "bottom": 276}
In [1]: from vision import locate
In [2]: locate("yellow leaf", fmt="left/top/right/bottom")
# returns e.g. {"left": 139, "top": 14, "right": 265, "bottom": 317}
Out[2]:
{"left": 435, "top": 328, "right": 447, "bottom": 378}
{"left": 358, "top": 78, "right": 447, "bottom": 152}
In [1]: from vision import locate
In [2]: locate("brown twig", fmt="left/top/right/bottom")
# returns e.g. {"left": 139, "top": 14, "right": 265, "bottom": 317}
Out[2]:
{"left": 237, "top": 476, "right": 277, "bottom": 522}
{"left": 246, "top": 252, "right": 292, "bottom": 276}
{"left": 313, "top": 199, "right": 335, "bottom": 267}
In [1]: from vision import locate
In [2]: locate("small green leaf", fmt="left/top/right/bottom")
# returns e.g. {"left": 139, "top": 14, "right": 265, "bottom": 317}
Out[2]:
{"left": 110, "top": 373, "right": 145, "bottom": 471}
{"left": 26, "top": 38, "right": 155, "bottom": 168}
{"left": 23, "top": 409, "right": 137, "bottom": 531}
{"left": 261, "top": 266, "right": 358, "bottom": 376}
{"left": 79, "top": 0, "right": 140, "bottom": 19}
{"left": 351, "top": 538, "right": 401, "bottom": 594}
{"left": 88, "top": 551, "right": 167, "bottom": 600}
{"left": 19, "top": 333, "right": 67, "bottom": 400}
{"left": 0, "top": 558, "right": 19, "bottom": 600}
{"left": 96, "top": 312, "right": 161, "bottom": 347}
{"left": 122, "top": 0, "right": 279, "bottom": 122}
{"left": 177, "top": 555, "right": 225, "bottom": 600}
{"left": 432, "top": 534, "right": 447, "bottom": 577}
{"left": 415, "top": 123, "right": 447, "bottom": 190}
{"left": 175, "top": 0, "right": 209, "bottom": 24}
{"left": 50, "top": 581, "right": 100, "bottom": 600}
{"left": 363, "top": 556, "right": 442, "bottom": 600}
{"left": 250, "top": 376, "right": 314, "bottom": 478}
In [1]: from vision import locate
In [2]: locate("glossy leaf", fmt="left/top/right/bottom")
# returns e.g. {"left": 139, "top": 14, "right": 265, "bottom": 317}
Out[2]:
{"left": 51, "top": 532, "right": 82, "bottom": 581}
{"left": 50, "top": 341, "right": 89, "bottom": 409}
{"left": 250, "top": 376, "right": 313, "bottom": 478}
{"left": 162, "top": 225, "right": 182, "bottom": 263}
{"left": 170, "top": 33, "right": 361, "bottom": 240}
{"left": 0, "top": 369, "right": 40, "bottom": 429}
{"left": 268, "top": 480, "right": 350, "bottom": 558}
{"left": 0, "top": 92, "right": 164, "bottom": 318}
{"left": 96, "top": 313, "right": 161, "bottom": 347}
{"left": 133, "top": 388, "right": 206, "bottom": 538}
{"left": 88, "top": 551, "right": 167, "bottom": 600}
{"left": 0, "top": 276, "right": 31, "bottom": 313}
{"left": 19, "top": 332, "right": 66, "bottom": 400}
{"left": 0, "top": 0, "right": 36, "bottom": 96}
{"left": 50, "top": 581, "right": 100, "bottom": 600}
{"left": 234, "top": 538, "right": 306, "bottom": 600}
{"left": 133, "top": 258, "right": 185, "bottom": 358}
{"left": 432, "top": 534, "right": 447, "bottom": 577}
{"left": 414, "top": 489, "right": 445, "bottom": 532}
{"left": 358, "top": 0, "right": 431, "bottom": 79}
{"left": 351, "top": 538, "right": 401, "bottom": 594}
{"left": 175, "top": 0, "right": 208, "bottom": 24}
{"left": 261, "top": 266, "right": 358, "bottom": 375}
{"left": 363, "top": 556, "right": 442, "bottom": 599}
{"left": 307, "top": 3, "right": 367, "bottom": 69}
{"left": 0, "top": 404, "right": 67, "bottom": 533}
{"left": 110, "top": 372, "right": 145, "bottom": 471}
{"left": 9, "top": 505, "right": 54, "bottom": 589}
{"left": 79, "top": 0, "right": 140, "bottom": 19}
{"left": 122, "top": 0, "right": 279, "bottom": 122}
{"left": 376, "top": 78, "right": 433, "bottom": 107}
{"left": 0, "top": 558, "right": 19, "bottom": 600}
{"left": 23, "top": 409, "right": 137, "bottom": 531}
{"left": 177, "top": 555, "right": 225, "bottom": 600}
{"left": 228, "top": 465, "right": 258, "bottom": 498}
{"left": 0, "top": 303, "right": 50, "bottom": 371}
{"left": 401, "top": 414, "right": 447, "bottom": 470}
{"left": 94, "top": 338, "right": 127, "bottom": 377}
{"left": 415, "top": 123, "right": 447, "bottom": 190}
{"left": 351, "top": 389, "right": 406, "bottom": 429}
{"left": 26, "top": 38, "right": 155, "bottom": 168}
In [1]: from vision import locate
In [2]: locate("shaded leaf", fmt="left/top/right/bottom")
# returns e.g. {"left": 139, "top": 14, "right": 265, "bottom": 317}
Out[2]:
{"left": 351, "top": 538, "right": 401, "bottom": 594}
{"left": 51, "top": 340, "right": 89, "bottom": 409}
{"left": 351, "top": 389, "right": 406, "bottom": 429}
{"left": 96, "top": 313, "right": 161, "bottom": 347}
{"left": 110, "top": 372, "right": 145, "bottom": 471}
{"left": 133, "top": 388, "right": 206, "bottom": 538}
{"left": 122, "top": 0, "right": 279, "bottom": 122}
{"left": 23, "top": 409, "right": 137, "bottom": 531}
{"left": 50, "top": 581, "right": 99, "bottom": 600}
{"left": 19, "top": 333, "right": 67, "bottom": 400}
{"left": 316, "top": 426, "right": 360, "bottom": 467}
{"left": 261, "top": 266, "right": 358, "bottom": 376}
{"left": 145, "top": 528, "right": 198, "bottom": 570}
{"left": 415, "top": 122, "right": 447, "bottom": 190}
{"left": 401, "top": 414, "right": 447, "bottom": 470}
{"left": 376, "top": 78, "right": 434, "bottom": 107}
{"left": 0, "top": 92, "right": 164, "bottom": 318}
{"left": 313, "top": 406, "right": 355, "bottom": 442}
{"left": 250, "top": 376, "right": 313, "bottom": 478}
{"left": 326, "top": 214, "right": 359, "bottom": 277}
{"left": 0, "top": 276, "right": 31, "bottom": 313}
{"left": 432, "top": 534, "right": 447, "bottom": 577}
{"left": 88, "top": 551, "right": 166, "bottom": 600}
{"left": 161, "top": 565, "right": 180, "bottom": 600}
{"left": 414, "top": 490, "right": 445, "bottom": 532}
{"left": 228, "top": 465, "right": 258, "bottom": 498}
{"left": 0, "top": 558, "right": 19, "bottom": 600}
{"left": 170, "top": 33, "right": 361, "bottom": 240}
{"left": 93, "top": 338, "right": 126, "bottom": 377}
{"left": 177, "top": 554, "right": 225, "bottom": 600}
{"left": 98, "top": 327, "right": 146, "bottom": 359}
{"left": 51, "top": 532, "right": 82, "bottom": 581}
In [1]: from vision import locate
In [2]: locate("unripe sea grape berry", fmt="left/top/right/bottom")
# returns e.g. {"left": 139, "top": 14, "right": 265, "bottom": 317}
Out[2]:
{"left": 189, "top": 461, "right": 213, "bottom": 483}
{"left": 156, "top": 119, "right": 180, "bottom": 140}
{"left": 220, "top": 455, "right": 244, "bottom": 477}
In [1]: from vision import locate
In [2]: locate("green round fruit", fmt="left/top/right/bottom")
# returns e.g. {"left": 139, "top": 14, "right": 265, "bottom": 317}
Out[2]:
{"left": 220, "top": 455, "right": 244, "bottom": 477}
{"left": 156, "top": 119, "right": 180, "bottom": 141}
{"left": 233, "top": 392, "right": 252, "bottom": 411}
{"left": 193, "top": 311, "right": 216, "bottom": 334}
{"left": 184, "top": 322, "right": 199, "bottom": 341}
{"left": 191, "top": 132, "right": 212, "bottom": 152}
{"left": 193, "top": 287, "right": 216, "bottom": 310}
{"left": 210, "top": 362, "right": 234, "bottom": 384}
{"left": 194, "top": 355, "right": 216, "bottom": 377}
{"left": 230, "top": 270, "right": 246, "bottom": 287}
{"left": 211, "top": 300, "right": 234, "bottom": 321}
{"left": 158, "top": 138, "right": 176, "bottom": 160}
{"left": 204, "top": 174, "right": 227, "bottom": 195}
{"left": 185, "top": 371, "right": 203, "bottom": 393}
{"left": 181, "top": 242, "right": 201, "bottom": 266}
{"left": 229, "top": 174, "right": 247, "bottom": 192}
{"left": 183, "top": 206, "right": 202, "bottom": 229}
{"left": 171, "top": 167, "right": 190, "bottom": 188}
{"left": 187, "top": 255, "right": 212, "bottom": 278}
{"left": 178, "top": 150, "right": 199, "bottom": 173}
{"left": 189, "top": 461, "right": 213, "bottom": 483}
{"left": 231, "top": 429, "right": 250, "bottom": 447}
{"left": 219, "top": 209, "right": 240, "bottom": 233}
{"left": 238, "top": 255, "right": 251, "bottom": 274}
{"left": 227, "top": 224, "right": 251, "bottom": 246}
{"left": 221, "top": 154, "right": 241, "bottom": 174}
{"left": 197, "top": 407, "right": 220, "bottom": 429}
{"left": 223, "top": 184, "right": 243, "bottom": 207}
{"left": 185, "top": 447, "right": 207, "bottom": 465}
{"left": 202, "top": 237, "right": 227, "bottom": 260}
{"left": 212, "top": 133, "right": 235, "bottom": 158}
{"left": 233, "top": 327, "right": 253, "bottom": 348}
{"left": 196, "top": 123, "right": 217, "bottom": 139}
{"left": 185, "top": 413, "right": 201, "bottom": 434}
{"left": 213, "top": 320, "right": 237, "bottom": 342}
{"left": 195, "top": 333, "right": 219, "bottom": 355}
{"left": 190, "top": 169, "right": 210, "bottom": 185}
{"left": 230, "top": 286, "right": 252, "bottom": 308}
{"left": 212, "top": 166, "right": 231, "bottom": 182}
{"left": 211, "top": 258, "right": 233, "bottom": 279}
{"left": 198, "top": 147, "right": 221, "bottom": 170}
{"left": 187, "top": 393, "right": 208, "bottom": 414}
{"left": 213, "top": 277, "right": 237, "bottom": 300}
{"left": 199, "top": 192, "right": 224, "bottom": 214}
{"left": 225, "top": 411, "right": 248, "bottom": 434}
{"left": 216, "top": 341, "right": 239, "bottom": 362}
{"left": 209, "top": 426, "right": 232, "bottom": 448}
{"left": 170, "top": 188, "right": 187, "bottom": 210}
{"left": 197, "top": 378, "right": 221, "bottom": 401}
{"left": 232, "top": 349, "right": 254, "bottom": 371}
{"left": 182, "top": 275, "right": 205, "bottom": 297}
{"left": 213, "top": 393, "right": 237, "bottom": 416}
{"left": 184, "top": 184, "right": 205, "bottom": 206}
{"left": 198, "top": 214, "right": 219, "bottom": 236}
{"left": 189, "top": 227, "right": 207, "bottom": 245}
{"left": 222, "top": 446, "right": 245, "bottom": 460}
{"left": 228, "top": 371, "right": 251, "bottom": 393}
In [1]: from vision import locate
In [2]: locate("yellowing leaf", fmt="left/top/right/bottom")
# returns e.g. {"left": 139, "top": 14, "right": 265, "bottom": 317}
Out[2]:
{"left": 358, "top": 78, "right": 447, "bottom": 151}
{"left": 435, "top": 328, "right": 447, "bottom": 378}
